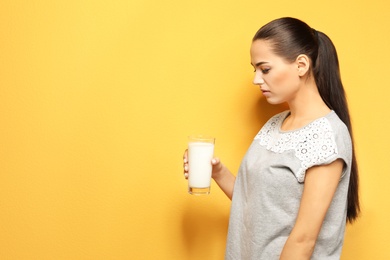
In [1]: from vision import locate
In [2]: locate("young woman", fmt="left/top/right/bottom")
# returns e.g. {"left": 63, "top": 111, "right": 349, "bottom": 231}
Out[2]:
{"left": 183, "top": 17, "right": 359, "bottom": 259}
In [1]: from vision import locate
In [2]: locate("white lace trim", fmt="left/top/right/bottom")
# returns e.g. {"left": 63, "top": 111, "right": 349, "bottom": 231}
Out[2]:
{"left": 254, "top": 112, "right": 338, "bottom": 182}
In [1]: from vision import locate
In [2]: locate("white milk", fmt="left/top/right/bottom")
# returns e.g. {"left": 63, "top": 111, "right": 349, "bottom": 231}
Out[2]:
{"left": 188, "top": 142, "right": 214, "bottom": 188}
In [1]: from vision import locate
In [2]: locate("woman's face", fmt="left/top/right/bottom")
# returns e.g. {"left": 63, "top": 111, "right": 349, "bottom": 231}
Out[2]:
{"left": 250, "top": 40, "right": 301, "bottom": 104}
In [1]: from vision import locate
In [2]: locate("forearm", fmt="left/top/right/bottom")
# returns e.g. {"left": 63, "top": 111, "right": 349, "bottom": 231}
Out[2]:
{"left": 212, "top": 165, "right": 236, "bottom": 200}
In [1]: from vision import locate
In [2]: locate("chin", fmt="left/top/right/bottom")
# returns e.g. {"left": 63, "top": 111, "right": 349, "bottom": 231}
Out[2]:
{"left": 265, "top": 98, "right": 284, "bottom": 105}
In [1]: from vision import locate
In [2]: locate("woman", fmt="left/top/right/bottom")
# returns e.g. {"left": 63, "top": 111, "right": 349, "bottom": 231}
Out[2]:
{"left": 183, "top": 17, "right": 359, "bottom": 259}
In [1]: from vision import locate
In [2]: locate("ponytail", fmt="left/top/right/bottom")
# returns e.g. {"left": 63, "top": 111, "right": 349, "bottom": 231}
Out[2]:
{"left": 314, "top": 32, "right": 360, "bottom": 223}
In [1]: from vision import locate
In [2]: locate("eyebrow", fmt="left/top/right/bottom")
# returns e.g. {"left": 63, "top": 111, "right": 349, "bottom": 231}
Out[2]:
{"left": 251, "top": 61, "right": 269, "bottom": 67}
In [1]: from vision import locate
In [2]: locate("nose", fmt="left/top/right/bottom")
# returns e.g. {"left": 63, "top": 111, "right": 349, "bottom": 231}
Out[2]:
{"left": 253, "top": 71, "right": 265, "bottom": 85}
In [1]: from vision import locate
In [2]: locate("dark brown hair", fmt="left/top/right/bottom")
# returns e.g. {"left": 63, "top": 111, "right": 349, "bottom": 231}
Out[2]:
{"left": 253, "top": 17, "right": 360, "bottom": 223}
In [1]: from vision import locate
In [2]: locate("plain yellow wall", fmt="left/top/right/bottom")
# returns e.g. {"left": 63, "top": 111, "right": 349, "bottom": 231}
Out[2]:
{"left": 1, "top": 0, "right": 389, "bottom": 259}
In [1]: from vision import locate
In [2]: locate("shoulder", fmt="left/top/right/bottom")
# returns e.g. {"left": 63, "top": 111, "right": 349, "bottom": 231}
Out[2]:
{"left": 325, "top": 111, "right": 351, "bottom": 137}
{"left": 295, "top": 111, "right": 352, "bottom": 181}
{"left": 324, "top": 111, "right": 352, "bottom": 151}
{"left": 297, "top": 111, "right": 351, "bottom": 162}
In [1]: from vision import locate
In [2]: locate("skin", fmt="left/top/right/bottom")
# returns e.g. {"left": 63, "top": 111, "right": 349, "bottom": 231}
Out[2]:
{"left": 183, "top": 39, "right": 344, "bottom": 259}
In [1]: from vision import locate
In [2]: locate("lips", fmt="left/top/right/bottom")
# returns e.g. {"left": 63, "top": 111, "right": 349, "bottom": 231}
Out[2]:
{"left": 260, "top": 89, "right": 271, "bottom": 96}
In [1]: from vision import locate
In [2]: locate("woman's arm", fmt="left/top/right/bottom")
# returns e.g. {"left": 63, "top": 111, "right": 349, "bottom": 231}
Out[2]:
{"left": 279, "top": 159, "right": 344, "bottom": 260}
{"left": 210, "top": 157, "right": 236, "bottom": 200}
{"left": 183, "top": 150, "right": 236, "bottom": 200}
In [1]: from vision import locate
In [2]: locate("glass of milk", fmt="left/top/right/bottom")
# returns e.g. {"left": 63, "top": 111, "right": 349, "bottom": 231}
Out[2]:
{"left": 188, "top": 135, "right": 215, "bottom": 195}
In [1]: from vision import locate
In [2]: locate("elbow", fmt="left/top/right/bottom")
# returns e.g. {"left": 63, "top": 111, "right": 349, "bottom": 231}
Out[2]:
{"left": 295, "top": 234, "right": 316, "bottom": 252}
{"left": 281, "top": 234, "right": 317, "bottom": 260}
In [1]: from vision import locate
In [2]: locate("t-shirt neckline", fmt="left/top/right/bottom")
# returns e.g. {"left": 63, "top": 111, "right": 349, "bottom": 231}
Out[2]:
{"left": 278, "top": 110, "right": 335, "bottom": 133}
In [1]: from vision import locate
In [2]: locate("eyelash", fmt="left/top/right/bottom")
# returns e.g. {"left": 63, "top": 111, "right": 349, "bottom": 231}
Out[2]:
{"left": 254, "top": 68, "right": 271, "bottom": 74}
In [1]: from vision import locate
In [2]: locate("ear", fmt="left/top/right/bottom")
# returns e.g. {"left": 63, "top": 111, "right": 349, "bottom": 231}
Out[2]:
{"left": 296, "top": 54, "right": 311, "bottom": 77}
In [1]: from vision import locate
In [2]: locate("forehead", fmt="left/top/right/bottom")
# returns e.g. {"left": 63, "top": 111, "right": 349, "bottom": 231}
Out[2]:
{"left": 250, "top": 40, "right": 277, "bottom": 62}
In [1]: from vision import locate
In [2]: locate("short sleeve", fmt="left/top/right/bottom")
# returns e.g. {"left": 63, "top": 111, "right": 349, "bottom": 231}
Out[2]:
{"left": 294, "top": 117, "right": 352, "bottom": 183}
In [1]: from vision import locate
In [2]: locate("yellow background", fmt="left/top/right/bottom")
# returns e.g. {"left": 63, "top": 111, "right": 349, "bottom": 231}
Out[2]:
{"left": 0, "top": 0, "right": 389, "bottom": 259}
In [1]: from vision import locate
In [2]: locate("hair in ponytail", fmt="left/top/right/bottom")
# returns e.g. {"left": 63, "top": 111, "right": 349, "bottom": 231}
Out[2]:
{"left": 253, "top": 17, "right": 360, "bottom": 223}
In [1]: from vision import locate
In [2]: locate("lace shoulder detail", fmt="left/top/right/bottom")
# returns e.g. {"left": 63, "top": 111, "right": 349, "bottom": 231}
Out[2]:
{"left": 255, "top": 113, "right": 338, "bottom": 182}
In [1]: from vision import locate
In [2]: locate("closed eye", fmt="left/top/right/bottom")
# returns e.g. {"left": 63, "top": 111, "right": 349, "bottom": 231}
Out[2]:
{"left": 253, "top": 68, "right": 271, "bottom": 74}
{"left": 261, "top": 68, "right": 270, "bottom": 74}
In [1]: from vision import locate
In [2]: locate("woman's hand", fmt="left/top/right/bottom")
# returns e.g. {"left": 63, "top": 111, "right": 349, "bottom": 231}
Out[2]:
{"left": 182, "top": 149, "right": 236, "bottom": 200}
{"left": 182, "top": 149, "right": 224, "bottom": 180}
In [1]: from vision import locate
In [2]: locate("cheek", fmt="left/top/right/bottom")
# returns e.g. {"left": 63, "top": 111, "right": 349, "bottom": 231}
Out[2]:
{"left": 272, "top": 69, "right": 297, "bottom": 88}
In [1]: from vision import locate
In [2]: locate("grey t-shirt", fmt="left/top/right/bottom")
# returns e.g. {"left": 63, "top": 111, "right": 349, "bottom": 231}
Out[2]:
{"left": 225, "top": 110, "right": 352, "bottom": 260}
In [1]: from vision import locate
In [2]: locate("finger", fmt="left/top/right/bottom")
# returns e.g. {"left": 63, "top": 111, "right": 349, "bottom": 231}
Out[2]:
{"left": 211, "top": 157, "right": 220, "bottom": 165}
{"left": 183, "top": 149, "right": 188, "bottom": 163}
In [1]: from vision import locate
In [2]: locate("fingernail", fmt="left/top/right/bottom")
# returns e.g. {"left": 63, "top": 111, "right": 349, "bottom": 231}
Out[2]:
{"left": 183, "top": 158, "right": 187, "bottom": 163}
{"left": 211, "top": 159, "right": 216, "bottom": 164}
{"left": 184, "top": 165, "right": 188, "bottom": 171}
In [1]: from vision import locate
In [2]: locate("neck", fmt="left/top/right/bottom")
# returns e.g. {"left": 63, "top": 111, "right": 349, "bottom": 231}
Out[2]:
{"left": 282, "top": 77, "right": 330, "bottom": 130}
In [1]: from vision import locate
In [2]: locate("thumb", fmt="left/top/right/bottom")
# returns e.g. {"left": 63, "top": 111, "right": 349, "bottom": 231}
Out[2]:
{"left": 211, "top": 157, "right": 220, "bottom": 165}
